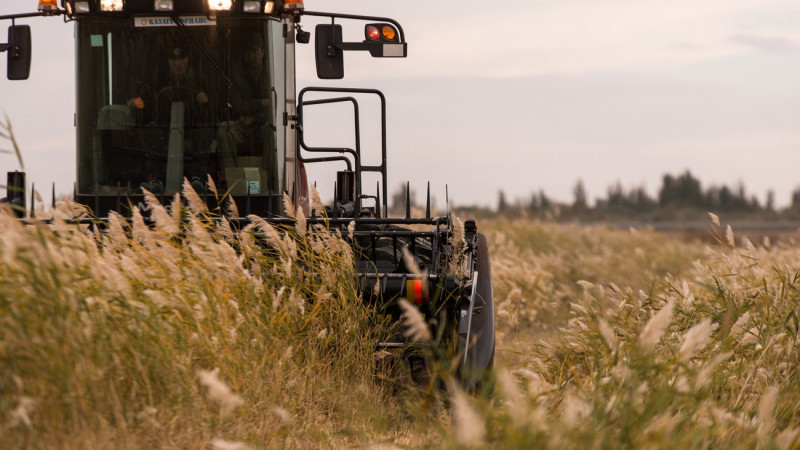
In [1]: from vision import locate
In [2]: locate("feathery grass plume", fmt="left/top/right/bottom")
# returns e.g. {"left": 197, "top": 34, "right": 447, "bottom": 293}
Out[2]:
{"left": 197, "top": 368, "right": 244, "bottom": 416}
{"left": 347, "top": 221, "right": 355, "bottom": 240}
{"left": 272, "top": 407, "right": 292, "bottom": 425}
{"left": 725, "top": 225, "right": 735, "bottom": 247}
{"left": 170, "top": 192, "right": 182, "bottom": 224}
{"left": 142, "top": 188, "right": 179, "bottom": 235}
{"left": 283, "top": 193, "right": 296, "bottom": 219}
{"left": 398, "top": 299, "right": 431, "bottom": 342}
{"left": 708, "top": 212, "right": 720, "bottom": 227}
{"left": 757, "top": 386, "right": 778, "bottom": 442}
{"left": 247, "top": 214, "right": 287, "bottom": 255}
{"left": 678, "top": 318, "right": 715, "bottom": 362}
{"left": 497, "top": 370, "right": 529, "bottom": 428}
{"left": 695, "top": 351, "right": 733, "bottom": 389}
{"left": 295, "top": 206, "right": 306, "bottom": 239}
{"left": 182, "top": 178, "right": 207, "bottom": 214}
{"left": 310, "top": 185, "right": 326, "bottom": 216}
{"left": 449, "top": 380, "right": 486, "bottom": 446}
{"left": 106, "top": 211, "right": 129, "bottom": 253}
{"left": 207, "top": 174, "right": 218, "bottom": 198}
{"left": 639, "top": 299, "right": 675, "bottom": 350}
{"left": 401, "top": 246, "right": 423, "bottom": 277}
{"left": 561, "top": 391, "right": 591, "bottom": 427}
{"left": 8, "top": 396, "right": 35, "bottom": 428}
{"left": 227, "top": 196, "right": 239, "bottom": 218}
{"left": 597, "top": 318, "right": 618, "bottom": 351}
{"left": 210, "top": 438, "right": 251, "bottom": 450}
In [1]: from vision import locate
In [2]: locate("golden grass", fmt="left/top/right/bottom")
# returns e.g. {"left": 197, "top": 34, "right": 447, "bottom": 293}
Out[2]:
{"left": 2, "top": 200, "right": 800, "bottom": 448}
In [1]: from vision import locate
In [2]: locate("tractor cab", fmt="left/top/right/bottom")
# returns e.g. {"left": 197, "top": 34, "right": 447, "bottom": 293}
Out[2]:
{"left": 70, "top": 2, "right": 298, "bottom": 216}
{"left": 2, "top": 0, "right": 407, "bottom": 218}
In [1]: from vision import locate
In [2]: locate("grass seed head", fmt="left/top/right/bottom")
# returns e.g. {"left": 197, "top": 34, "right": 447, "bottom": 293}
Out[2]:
{"left": 639, "top": 299, "right": 675, "bottom": 350}
{"left": 398, "top": 299, "right": 431, "bottom": 342}
{"left": 197, "top": 368, "right": 244, "bottom": 416}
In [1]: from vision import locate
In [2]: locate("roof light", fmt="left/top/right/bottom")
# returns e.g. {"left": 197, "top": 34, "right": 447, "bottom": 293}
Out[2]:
{"left": 264, "top": 1, "right": 275, "bottom": 13}
{"left": 73, "top": 1, "right": 91, "bottom": 13}
{"left": 153, "top": 0, "right": 174, "bottom": 11}
{"left": 366, "top": 25, "right": 380, "bottom": 41}
{"left": 37, "top": 0, "right": 59, "bottom": 12}
{"left": 242, "top": 0, "right": 261, "bottom": 13}
{"left": 283, "top": 0, "right": 304, "bottom": 11}
{"left": 99, "top": 0, "right": 124, "bottom": 12}
{"left": 207, "top": 0, "right": 233, "bottom": 11}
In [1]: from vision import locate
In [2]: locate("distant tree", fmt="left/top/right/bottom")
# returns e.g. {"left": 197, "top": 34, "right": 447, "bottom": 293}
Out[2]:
{"left": 529, "top": 190, "right": 551, "bottom": 212}
{"left": 659, "top": 171, "right": 702, "bottom": 208}
{"left": 497, "top": 190, "right": 508, "bottom": 212}
{"left": 572, "top": 179, "right": 588, "bottom": 210}
{"left": 793, "top": 187, "right": 800, "bottom": 210}
{"left": 766, "top": 190, "right": 775, "bottom": 212}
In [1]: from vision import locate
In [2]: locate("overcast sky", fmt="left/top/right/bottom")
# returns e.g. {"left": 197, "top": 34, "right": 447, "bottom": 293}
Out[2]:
{"left": 2, "top": 0, "right": 800, "bottom": 208}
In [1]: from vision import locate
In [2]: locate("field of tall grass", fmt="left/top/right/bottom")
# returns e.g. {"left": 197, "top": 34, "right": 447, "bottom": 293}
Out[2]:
{"left": 2, "top": 187, "right": 799, "bottom": 448}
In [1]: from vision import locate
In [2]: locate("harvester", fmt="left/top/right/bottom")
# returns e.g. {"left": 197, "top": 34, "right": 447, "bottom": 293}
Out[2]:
{"left": 0, "top": 0, "right": 494, "bottom": 391}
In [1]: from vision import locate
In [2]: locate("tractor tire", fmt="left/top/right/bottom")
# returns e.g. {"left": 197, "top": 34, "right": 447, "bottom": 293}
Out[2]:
{"left": 458, "top": 233, "right": 495, "bottom": 393}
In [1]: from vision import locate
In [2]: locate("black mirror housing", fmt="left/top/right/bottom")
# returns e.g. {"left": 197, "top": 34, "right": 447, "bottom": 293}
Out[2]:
{"left": 315, "top": 24, "right": 343, "bottom": 79}
{"left": 7, "top": 25, "right": 32, "bottom": 80}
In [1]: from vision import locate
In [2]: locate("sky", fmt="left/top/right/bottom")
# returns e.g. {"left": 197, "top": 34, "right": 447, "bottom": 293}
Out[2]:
{"left": 2, "top": 0, "right": 800, "bottom": 209}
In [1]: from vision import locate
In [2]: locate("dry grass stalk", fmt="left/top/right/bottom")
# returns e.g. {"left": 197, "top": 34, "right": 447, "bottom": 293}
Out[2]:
{"left": 639, "top": 299, "right": 675, "bottom": 350}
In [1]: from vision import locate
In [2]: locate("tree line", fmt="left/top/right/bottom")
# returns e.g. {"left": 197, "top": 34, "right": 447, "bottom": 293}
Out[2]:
{"left": 494, "top": 170, "right": 800, "bottom": 219}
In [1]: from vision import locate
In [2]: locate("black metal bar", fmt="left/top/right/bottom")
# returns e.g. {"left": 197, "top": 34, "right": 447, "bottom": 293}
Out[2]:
{"left": 301, "top": 10, "right": 406, "bottom": 43}
{"left": 426, "top": 182, "right": 431, "bottom": 219}
{"left": 405, "top": 181, "right": 410, "bottom": 219}
{"left": 29, "top": 182, "right": 35, "bottom": 218}
{"left": 297, "top": 87, "right": 388, "bottom": 215}
{"left": 0, "top": 11, "right": 57, "bottom": 21}
{"left": 375, "top": 181, "right": 381, "bottom": 218}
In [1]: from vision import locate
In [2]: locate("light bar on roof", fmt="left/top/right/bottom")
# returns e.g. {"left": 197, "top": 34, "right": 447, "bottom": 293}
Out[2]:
{"left": 207, "top": 0, "right": 233, "bottom": 11}
{"left": 154, "top": 0, "right": 174, "bottom": 11}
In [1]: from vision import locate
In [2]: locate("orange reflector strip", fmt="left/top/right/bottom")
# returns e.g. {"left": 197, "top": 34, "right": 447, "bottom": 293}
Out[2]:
{"left": 406, "top": 279, "right": 427, "bottom": 305}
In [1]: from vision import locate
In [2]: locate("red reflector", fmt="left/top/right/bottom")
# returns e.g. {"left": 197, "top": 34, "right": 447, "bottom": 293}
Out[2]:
{"left": 366, "top": 25, "right": 380, "bottom": 41}
{"left": 406, "top": 279, "right": 428, "bottom": 305}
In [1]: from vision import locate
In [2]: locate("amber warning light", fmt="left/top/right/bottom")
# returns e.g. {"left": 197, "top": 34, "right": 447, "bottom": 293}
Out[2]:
{"left": 38, "top": 0, "right": 59, "bottom": 11}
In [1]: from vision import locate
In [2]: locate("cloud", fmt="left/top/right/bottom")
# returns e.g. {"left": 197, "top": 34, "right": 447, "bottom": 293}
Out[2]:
{"left": 728, "top": 35, "right": 800, "bottom": 53}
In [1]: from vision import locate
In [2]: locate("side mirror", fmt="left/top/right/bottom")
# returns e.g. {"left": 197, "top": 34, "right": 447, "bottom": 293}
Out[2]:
{"left": 5, "top": 25, "right": 32, "bottom": 80}
{"left": 315, "top": 24, "right": 343, "bottom": 79}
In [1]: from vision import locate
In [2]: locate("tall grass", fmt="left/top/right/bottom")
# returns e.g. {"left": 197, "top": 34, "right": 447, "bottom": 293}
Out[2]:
{"left": 476, "top": 218, "right": 800, "bottom": 448}
{"left": 0, "top": 187, "right": 411, "bottom": 448}
{"left": 3, "top": 189, "right": 800, "bottom": 448}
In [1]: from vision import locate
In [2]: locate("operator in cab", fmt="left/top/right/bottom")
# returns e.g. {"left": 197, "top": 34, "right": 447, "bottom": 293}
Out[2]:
{"left": 127, "top": 47, "right": 210, "bottom": 125}
{"left": 218, "top": 31, "right": 278, "bottom": 193}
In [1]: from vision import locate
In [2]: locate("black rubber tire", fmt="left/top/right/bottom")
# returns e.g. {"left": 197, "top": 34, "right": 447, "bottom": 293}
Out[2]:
{"left": 458, "top": 233, "right": 495, "bottom": 393}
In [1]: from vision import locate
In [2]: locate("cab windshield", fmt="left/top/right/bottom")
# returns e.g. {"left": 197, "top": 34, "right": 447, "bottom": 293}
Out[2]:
{"left": 74, "top": 15, "right": 285, "bottom": 199}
